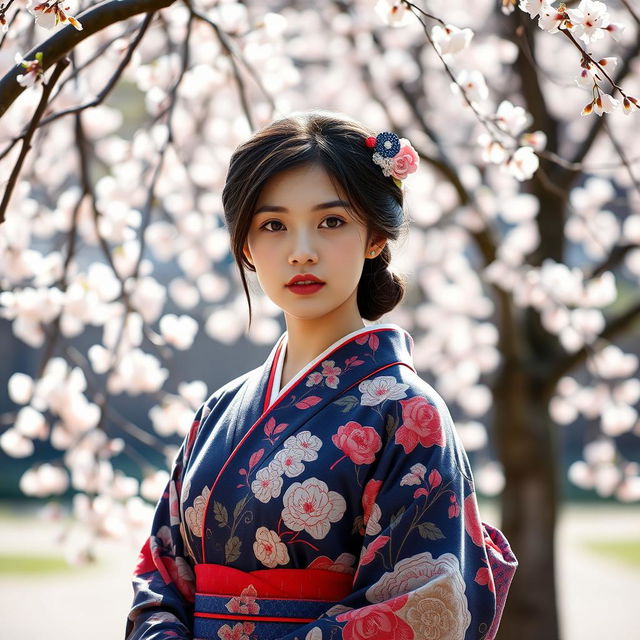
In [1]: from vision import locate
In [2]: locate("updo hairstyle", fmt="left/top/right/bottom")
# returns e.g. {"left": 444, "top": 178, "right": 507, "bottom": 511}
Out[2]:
{"left": 222, "top": 111, "right": 407, "bottom": 327}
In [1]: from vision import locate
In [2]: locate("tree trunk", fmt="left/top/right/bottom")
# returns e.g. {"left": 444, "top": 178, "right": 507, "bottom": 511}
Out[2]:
{"left": 493, "top": 360, "right": 561, "bottom": 640}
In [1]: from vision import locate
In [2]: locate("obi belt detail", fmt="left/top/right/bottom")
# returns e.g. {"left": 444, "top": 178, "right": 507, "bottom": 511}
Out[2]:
{"left": 194, "top": 564, "right": 353, "bottom": 640}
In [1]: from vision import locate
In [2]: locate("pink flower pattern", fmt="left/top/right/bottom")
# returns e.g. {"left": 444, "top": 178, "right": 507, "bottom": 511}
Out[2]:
{"left": 395, "top": 396, "right": 445, "bottom": 454}
{"left": 332, "top": 421, "right": 382, "bottom": 465}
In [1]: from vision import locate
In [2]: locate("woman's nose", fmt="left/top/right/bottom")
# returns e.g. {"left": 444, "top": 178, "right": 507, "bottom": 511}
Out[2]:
{"left": 288, "top": 231, "right": 318, "bottom": 264}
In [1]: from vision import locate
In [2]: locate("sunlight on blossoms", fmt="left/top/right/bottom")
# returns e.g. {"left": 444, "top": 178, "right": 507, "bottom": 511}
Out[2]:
{"left": 0, "top": 0, "right": 639, "bottom": 571}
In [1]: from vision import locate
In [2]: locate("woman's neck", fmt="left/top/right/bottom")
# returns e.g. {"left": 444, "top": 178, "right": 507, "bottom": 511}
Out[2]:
{"left": 280, "top": 312, "right": 366, "bottom": 389}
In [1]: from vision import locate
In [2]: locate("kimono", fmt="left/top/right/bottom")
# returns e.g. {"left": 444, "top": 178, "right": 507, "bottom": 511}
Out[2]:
{"left": 126, "top": 323, "right": 517, "bottom": 640}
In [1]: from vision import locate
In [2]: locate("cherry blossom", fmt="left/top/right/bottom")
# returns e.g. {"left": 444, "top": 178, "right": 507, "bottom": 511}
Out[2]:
{"left": 15, "top": 52, "right": 44, "bottom": 88}
{"left": 537, "top": 4, "right": 567, "bottom": 33}
{"left": 566, "top": 0, "right": 610, "bottom": 45}
{"left": 159, "top": 313, "right": 199, "bottom": 350}
{"left": 26, "top": 1, "right": 83, "bottom": 31}
{"left": 506, "top": 146, "right": 539, "bottom": 181}
{"left": 374, "top": 0, "right": 411, "bottom": 28}
{"left": 431, "top": 24, "right": 474, "bottom": 57}
{"left": 518, "top": 0, "right": 549, "bottom": 19}
{"left": 450, "top": 70, "right": 489, "bottom": 104}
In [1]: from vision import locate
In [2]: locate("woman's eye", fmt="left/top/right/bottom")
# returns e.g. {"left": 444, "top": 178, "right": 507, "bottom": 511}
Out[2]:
{"left": 320, "top": 216, "right": 345, "bottom": 228}
{"left": 261, "top": 220, "right": 285, "bottom": 232}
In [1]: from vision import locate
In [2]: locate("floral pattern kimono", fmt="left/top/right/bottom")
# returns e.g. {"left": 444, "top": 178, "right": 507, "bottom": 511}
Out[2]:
{"left": 126, "top": 323, "right": 517, "bottom": 640}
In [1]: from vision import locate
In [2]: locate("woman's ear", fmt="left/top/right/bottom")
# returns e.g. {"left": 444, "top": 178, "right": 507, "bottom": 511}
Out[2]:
{"left": 367, "top": 235, "right": 387, "bottom": 258}
{"left": 243, "top": 243, "right": 253, "bottom": 266}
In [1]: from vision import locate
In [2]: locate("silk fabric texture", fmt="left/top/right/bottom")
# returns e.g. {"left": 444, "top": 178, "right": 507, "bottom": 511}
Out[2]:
{"left": 126, "top": 324, "right": 517, "bottom": 640}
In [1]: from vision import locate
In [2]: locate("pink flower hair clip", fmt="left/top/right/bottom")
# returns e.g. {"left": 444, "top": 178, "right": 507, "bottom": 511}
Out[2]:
{"left": 365, "top": 132, "right": 420, "bottom": 186}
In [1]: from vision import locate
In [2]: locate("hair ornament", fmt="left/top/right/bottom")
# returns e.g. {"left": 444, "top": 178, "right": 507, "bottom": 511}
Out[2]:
{"left": 365, "top": 131, "right": 420, "bottom": 186}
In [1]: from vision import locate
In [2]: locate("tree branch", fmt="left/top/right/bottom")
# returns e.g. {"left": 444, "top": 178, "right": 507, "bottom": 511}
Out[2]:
{"left": 559, "top": 38, "right": 640, "bottom": 190}
{"left": 0, "top": 58, "right": 68, "bottom": 224}
{"left": 0, "top": 0, "right": 177, "bottom": 118}
{"left": 38, "top": 12, "right": 154, "bottom": 128}
{"left": 548, "top": 298, "right": 640, "bottom": 386}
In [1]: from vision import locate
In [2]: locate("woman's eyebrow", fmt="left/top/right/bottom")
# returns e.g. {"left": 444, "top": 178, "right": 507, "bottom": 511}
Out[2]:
{"left": 254, "top": 200, "right": 352, "bottom": 215}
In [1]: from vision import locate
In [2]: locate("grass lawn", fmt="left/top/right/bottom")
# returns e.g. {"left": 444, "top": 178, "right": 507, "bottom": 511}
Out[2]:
{"left": 0, "top": 553, "right": 74, "bottom": 575}
{"left": 583, "top": 539, "right": 640, "bottom": 568}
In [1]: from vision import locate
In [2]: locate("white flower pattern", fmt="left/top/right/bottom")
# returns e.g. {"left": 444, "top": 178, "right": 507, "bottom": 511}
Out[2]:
{"left": 359, "top": 375, "right": 409, "bottom": 406}
{"left": 281, "top": 477, "right": 346, "bottom": 539}
{"left": 283, "top": 430, "right": 322, "bottom": 462}
{"left": 251, "top": 466, "right": 283, "bottom": 503}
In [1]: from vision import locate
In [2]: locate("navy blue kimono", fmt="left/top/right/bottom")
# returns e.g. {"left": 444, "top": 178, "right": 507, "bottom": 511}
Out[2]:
{"left": 126, "top": 324, "right": 517, "bottom": 640}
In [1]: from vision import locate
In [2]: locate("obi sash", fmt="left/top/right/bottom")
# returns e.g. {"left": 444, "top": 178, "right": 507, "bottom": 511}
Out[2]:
{"left": 194, "top": 564, "right": 353, "bottom": 640}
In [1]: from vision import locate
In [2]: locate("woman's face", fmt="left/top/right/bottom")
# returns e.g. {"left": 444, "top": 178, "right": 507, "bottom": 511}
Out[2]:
{"left": 243, "top": 163, "right": 384, "bottom": 324}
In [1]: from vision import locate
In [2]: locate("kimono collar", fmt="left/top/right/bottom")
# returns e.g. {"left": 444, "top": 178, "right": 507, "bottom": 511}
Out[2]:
{"left": 264, "top": 323, "right": 415, "bottom": 412}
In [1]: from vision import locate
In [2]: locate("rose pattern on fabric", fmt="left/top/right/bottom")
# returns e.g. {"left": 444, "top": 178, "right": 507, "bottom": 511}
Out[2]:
{"left": 336, "top": 596, "right": 412, "bottom": 640}
{"left": 251, "top": 466, "right": 283, "bottom": 504}
{"left": 253, "top": 526, "right": 290, "bottom": 568}
{"left": 397, "top": 583, "right": 471, "bottom": 640}
{"left": 360, "top": 535, "right": 391, "bottom": 566}
{"left": 184, "top": 485, "right": 210, "bottom": 537}
{"left": 332, "top": 421, "right": 382, "bottom": 465}
{"left": 366, "top": 552, "right": 471, "bottom": 640}
{"left": 281, "top": 477, "right": 347, "bottom": 539}
{"left": 359, "top": 375, "right": 409, "bottom": 406}
{"left": 366, "top": 552, "right": 467, "bottom": 605}
{"left": 395, "top": 396, "right": 445, "bottom": 454}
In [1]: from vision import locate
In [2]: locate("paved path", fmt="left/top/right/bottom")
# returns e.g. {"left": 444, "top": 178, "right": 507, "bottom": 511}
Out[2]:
{"left": 0, "top": 502, "right": 637, "bottom": 639}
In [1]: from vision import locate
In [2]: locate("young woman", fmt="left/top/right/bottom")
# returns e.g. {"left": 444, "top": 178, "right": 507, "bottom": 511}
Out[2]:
{"left": 125, "top": 112, "right": 517, "bottom": 640}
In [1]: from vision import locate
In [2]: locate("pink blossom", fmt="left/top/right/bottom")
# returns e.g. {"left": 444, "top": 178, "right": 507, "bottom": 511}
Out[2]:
{"left": 306, "top": 371, "right": 323, "bottom": 386}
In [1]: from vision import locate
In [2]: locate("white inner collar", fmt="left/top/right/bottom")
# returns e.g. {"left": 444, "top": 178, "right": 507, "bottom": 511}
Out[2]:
{"left": 267, "top": 322, "right": 405, "bottom": 408}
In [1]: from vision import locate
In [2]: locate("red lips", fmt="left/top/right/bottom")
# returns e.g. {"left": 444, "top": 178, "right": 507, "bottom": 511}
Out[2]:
{"left": 286, "top": 274, "right": 325, "bottom": 286}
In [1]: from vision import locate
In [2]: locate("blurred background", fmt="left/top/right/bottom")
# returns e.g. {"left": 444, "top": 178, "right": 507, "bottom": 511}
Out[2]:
{"left": 1, "top": 1, "right": 639, "bottom": 639}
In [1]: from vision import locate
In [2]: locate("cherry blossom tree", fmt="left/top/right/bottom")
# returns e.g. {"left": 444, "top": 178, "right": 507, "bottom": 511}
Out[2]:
{"left": 1, "top": 1, "right": 639, "bottom": 638}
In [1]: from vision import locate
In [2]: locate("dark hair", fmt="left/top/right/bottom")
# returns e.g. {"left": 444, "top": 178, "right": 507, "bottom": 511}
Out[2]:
{"left": 221, "top": 111, "right": 407, "bottom": 327}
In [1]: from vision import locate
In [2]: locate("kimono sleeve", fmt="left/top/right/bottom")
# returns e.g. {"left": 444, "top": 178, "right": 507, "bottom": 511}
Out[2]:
{"left": 125, "top": 401, "right": 207, "bottom": 640}
{"left": 277, "top": 390, "right": 517, "bottom": 640}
